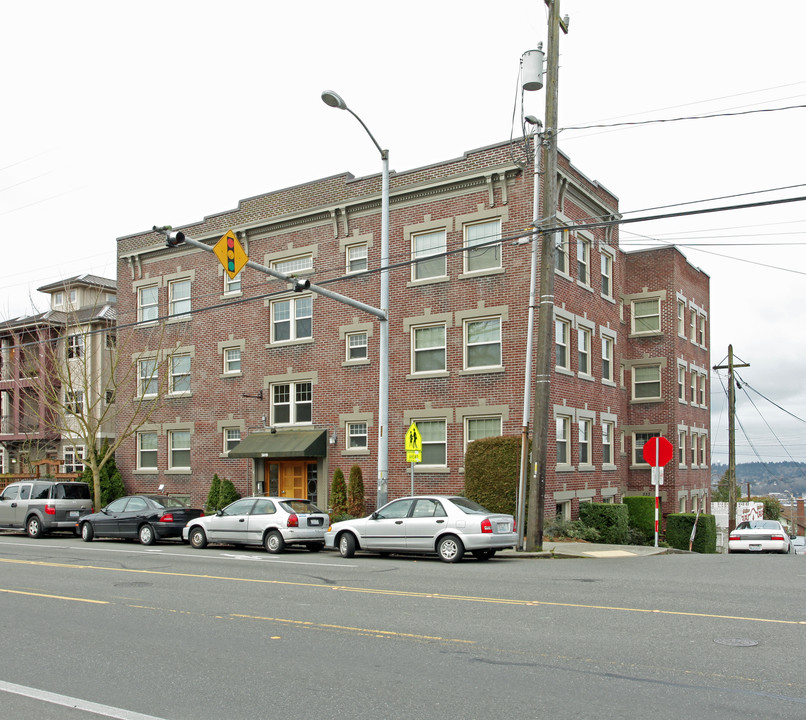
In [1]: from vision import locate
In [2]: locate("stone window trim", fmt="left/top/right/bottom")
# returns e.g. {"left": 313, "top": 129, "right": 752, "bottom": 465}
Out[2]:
{"left": 404, "top": 311, "right": 452, "bottom": 379}
{"left": 339, "top": 409, "right": 374, "bottom": 456}
{"left": 164, "top": 270, "right": 195, "bottom": 324}
{"left": 405, "top": 216, "right": 452, "bottom": 287}
{"left": 402, "top": 405, "right": 454, "bottom": 474}
{"left": 601, "top": 412, "right": 618, "bottom": 471}
{"left": 576, "top": 229, "right": 594, "bottom": 290}
{"left": 600, "top": 327, "right": 617, "bottom": 386}
{"left": 217, "top": 416, "right": 246, "bottom": 457}
{"left": 163, "top": 421, "right": 195, "bottom": 475}
{"left": 267, "top": 294, "right": 314, "bottom": 346}
{"left": 134, "top": 426, "right": 160, "bottom": 475}
{"left": 218, "top": 337, "right": 246, "bottom": 378}
{"left": 622, "top": 289, "right": 666, "bottom": 337}
{"left": 339, "top": 321, "right": 374, "bottom": 367}
{"left": 262, "top": 245, "right": 318, "bottom": 273}
{"left": 459, "top": 208, "right": 508, "bottom": 277}
{"left": 133, "top": 277, "right": 163, "bottom": 325}
{"left": 622, "top": 423, "right": 667, "bottom": 468}
{"left": 599, "top": 244, "right": 615, "bottom": 300}
{"left": 339, "top": 232, "right": 374, "bottom": 254}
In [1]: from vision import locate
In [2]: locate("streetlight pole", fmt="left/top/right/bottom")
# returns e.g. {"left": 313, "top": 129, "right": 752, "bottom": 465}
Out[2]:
{"left": 322, "top": 90, "right": 390, "bottom": 509}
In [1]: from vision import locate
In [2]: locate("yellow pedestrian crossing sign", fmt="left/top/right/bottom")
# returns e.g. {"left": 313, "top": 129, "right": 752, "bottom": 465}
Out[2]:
{"left": 405, "top": 422, "right": 422, "bottom": 452}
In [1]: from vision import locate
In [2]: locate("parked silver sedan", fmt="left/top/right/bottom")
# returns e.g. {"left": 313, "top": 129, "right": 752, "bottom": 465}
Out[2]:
{"left": 324, "top": 495, "right": 517, "bottom": 562}
{"left": 728, "top": 520, "right": 792, "bottom": 554}
{"left": 183, "top": 497, "right": 328, "bottom": 553}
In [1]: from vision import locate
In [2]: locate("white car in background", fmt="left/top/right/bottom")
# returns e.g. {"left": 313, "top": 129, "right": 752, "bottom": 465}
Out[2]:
{"left": 728, "top": 520, "right": 792, "bottom": 554}
{"left": 325, "top": 495, "right": 517, "bottom": 563}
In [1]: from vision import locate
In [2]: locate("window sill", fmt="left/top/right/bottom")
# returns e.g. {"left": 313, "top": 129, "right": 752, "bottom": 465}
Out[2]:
{"left": 578, "top": 372, "right": 595, "bottom": 382}
{"left": 577, "top": 280, "right": 594, "bottom": 293}
{"left": 266, "top": 338, "right": 315, "bottom": 349}
{"left": 578, "top": 464, "right": 595, "bottom": 472}
{"left": 413, "top": 466, "right": 451, "bottom": 474}
{"left": 555, "top": 269, "right": 572, "bottom": 282}
{"left": 406, "top": 371, "right": 450, "bottom": 380}
{"left": 168, "top": 392, "right": 192, "bottom": 399}
{"left": 600, "top": 293, "right": 616, "bottom": 304}
{"left": 457, "top": 366, "right": 504, "bottom": 377}
{"left": 166, "top": 315, "right": 192, "bottom": 325}
{"left": 555, "top": 465, "right": 576, "bottom": 473}
{"left": 629, "top": 331, "right": 663, "bottom": 339}
{"left": 342, "top": 359, "right": 370, "bottom": 367}
{"left": 601, "top": 379, "right": 617, "bottom": 388}
{"left": 458, "top": 267, "right": 505, "bottom": 280}
{"left": 602, "top": 464, "right": 617, "bottom": 471}
{"left": 555, "top": 367, "right": 574, "bottom": 377}
{"left": 341, "top": 449, "right": 370, "bottom": 456}
{"left": 406, "top": 276, "right": 449, "bottom": 288}
{"left": 220, "top": 372, "right": 243, "bottom": 379}
{"left": 630, "top": 398, "right": 664, "bottom": 405}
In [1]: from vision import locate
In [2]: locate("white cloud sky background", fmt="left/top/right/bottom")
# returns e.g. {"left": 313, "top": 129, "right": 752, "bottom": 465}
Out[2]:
{"left": 3, "top": 1, "right": 806, "bottom": 469}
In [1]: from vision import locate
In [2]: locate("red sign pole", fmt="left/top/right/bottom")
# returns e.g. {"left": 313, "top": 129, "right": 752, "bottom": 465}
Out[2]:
{"left": 654, "top": 437, "right": 660, "bottom": 548}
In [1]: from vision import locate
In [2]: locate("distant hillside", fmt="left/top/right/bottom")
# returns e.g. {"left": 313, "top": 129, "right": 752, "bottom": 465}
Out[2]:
{"left": 711, "top": 462, "right": 806, "bottom": 496}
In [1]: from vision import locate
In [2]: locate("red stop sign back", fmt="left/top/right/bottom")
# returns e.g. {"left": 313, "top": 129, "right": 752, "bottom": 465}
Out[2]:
{"left": 643, "top": 436, "right": 673, "bottom": 467}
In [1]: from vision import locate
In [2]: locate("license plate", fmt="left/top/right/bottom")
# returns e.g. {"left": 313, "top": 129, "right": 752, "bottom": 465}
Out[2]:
{"left": 749, "top": 544, "right": 762, "bottom": 552}
{"left": 68, "top": 511, "right": 79, "bottom": 518}
{"left": 496, "top": 522, "right": 510, "bottom": 533}
{"left": 308, "top": 518, "right": 322, "bottom": 526}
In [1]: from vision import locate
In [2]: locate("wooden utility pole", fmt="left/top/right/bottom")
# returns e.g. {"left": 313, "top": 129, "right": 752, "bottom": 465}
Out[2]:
{"left": 526, "top": 0, "right": 568, "bottom": 551}
{"left": 713, "top": 345, "right": 749, "bottom": 532}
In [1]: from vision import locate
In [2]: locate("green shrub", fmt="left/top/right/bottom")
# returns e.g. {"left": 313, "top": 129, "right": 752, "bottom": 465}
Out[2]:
{"left": 665, "top": 513, "right": 717, "bottom": 553}
{"left": 464, "top": 435, "right": 522, "bottom": 515}
{"left": 623, "top": 496, "right": 660, "bottom": 541}
{"left": 205, "top": 475, "right": 241, "bottom": 513}
{"left": 545, "top": 516, "right": 601, "bottom": 542}
{"left": 579, "top": 503, "right": 630, "bottom": 544}
{"left": 347, "top": 464, "right": 365, "bottom": 517}
{"left": 751, "top": 496, "right": 782, "bottom": 521}
{"left": 81, "top": 448, "right": 125, "bottom": 509}
{"left": 330, "top": 468, "right": 347, "bottom": 517}
{"left": 219, "top": 478, "right": 240, "bottom": 507}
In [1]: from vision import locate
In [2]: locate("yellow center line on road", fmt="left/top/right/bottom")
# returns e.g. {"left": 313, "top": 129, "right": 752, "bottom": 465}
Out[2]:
{"left": 0, "top": 587, "right": 109, "bottom": 604}
{"left": 2, "top": 557, "right": 805, "bottom": 627}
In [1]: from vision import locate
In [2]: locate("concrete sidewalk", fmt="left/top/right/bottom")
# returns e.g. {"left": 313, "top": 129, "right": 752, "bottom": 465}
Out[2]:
{"left": 499, "top": 541, "right": 676, "bottom": 559}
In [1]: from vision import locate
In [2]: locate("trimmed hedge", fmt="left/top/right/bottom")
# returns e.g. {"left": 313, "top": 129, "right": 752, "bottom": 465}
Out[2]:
{"left": 464, "top": 435, "right": 522, "bottom": 515}
{"left": 623, "top": 496, "right": 660, "bottom": 540}
{"left": 578, "top": 502, "right": 629, "bottom": 545}
{"left": 665, "top": 513, "right": 717, "bottom": 553}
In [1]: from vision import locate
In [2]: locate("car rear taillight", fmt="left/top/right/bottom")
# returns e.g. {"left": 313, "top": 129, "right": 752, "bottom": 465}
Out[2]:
{"left": 771, "top": 534, "right": 786, "bottom": 541}
{"left": 481, "top": 518, "right": 492, "bottom": 534}
{"left": 159, "top": 513, "right": 174, "bottom": 523}
{"left": 45, "top": 504, "right": 56, "bottom": 515}
{"left": 729, "top": 534, "right": 740, "bottom": 542}
{"left": 287, "top": 513, "right": 299, "bottom": 528}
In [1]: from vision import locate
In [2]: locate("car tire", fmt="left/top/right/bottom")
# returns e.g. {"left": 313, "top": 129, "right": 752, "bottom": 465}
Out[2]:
{"left": 338, "top": 532, "right": 357, "bottom": 558}
{"left": 264, "top": 530, "right": 285, "bottom": 554}
{"left": 189, "top": 526, "right": 207, "bottom": 549}
{"left": 472, "top": 549, "right": 496, "bottom": 561}
{"left": 138, "top": 524, "right": 156, "bottom": 546}
{"left": 26, "top": 516, "right": 43, "bottom": 539}
{"left": 81, "top": 522, "right": 94, "bottom": 542}
{"left": 306, "top": 542, "right": 325, "bottom": 552}
{"left": 437, "top": 535, "right": 464, "bottom": 563}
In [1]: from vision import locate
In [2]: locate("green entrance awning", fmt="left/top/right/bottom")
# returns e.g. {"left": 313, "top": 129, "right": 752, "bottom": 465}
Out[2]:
{"left": 228, "top": 429, "right": 328, "bottom": 458}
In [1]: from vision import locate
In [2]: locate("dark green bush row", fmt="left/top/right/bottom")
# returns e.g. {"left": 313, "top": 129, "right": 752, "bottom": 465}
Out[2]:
{"left": 666, "top": 513, "right": 717, "bottom": 553}
{"left": 579, "top": 502, "right": 630, "bottom": 544}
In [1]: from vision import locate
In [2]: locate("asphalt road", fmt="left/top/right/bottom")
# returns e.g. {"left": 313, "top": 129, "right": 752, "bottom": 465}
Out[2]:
{"left": 1, "top": 534, "right": 804, "bottom": 719}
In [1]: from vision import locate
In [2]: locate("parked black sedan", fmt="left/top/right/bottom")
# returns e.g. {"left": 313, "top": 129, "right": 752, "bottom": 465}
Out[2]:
{"left": 78, "top": 495, "right": 204, "bottom": 545}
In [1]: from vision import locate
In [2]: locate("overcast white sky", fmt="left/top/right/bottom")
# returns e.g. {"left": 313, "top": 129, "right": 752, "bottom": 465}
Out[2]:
{"left": 3, "top": 1, "right": 806, "bottom": 470}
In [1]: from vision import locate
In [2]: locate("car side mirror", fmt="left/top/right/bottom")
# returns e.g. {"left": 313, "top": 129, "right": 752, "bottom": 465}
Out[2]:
{"left": 370, "top": 512, "right": 379, "bottom": 520}
{"left": 216, "top": 510, "right": 224, "bottom": 516}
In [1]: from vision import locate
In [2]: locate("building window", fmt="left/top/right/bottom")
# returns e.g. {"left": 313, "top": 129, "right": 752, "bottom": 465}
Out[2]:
{"left": 465, "top": 416, "right": 502, "bottom": 450}
{"left": 272, "top": 382, "right": 312, "bottom": 425}
{"left": 417, "top": 419, "right": 447, "bottom": 466}
{"left": 413, "top": 229, "right": 446, "bottom": 281}
{"left": 170, "top": 355, "right": 191, "bottom": 395}
{"left": 555, "top": 318, "right": 570, "bottom": 370}
{"left": 223, "top": 347, "right": 241, "bottom": 375}
{"left": 691, "top": 434, "right": 699, "bottom": 467}
{"left": 700, "top": 436, "right": 707, "bottom": 466}
{"left": 63, "top": 445, "right": 85, "bottom": 473}
{"left": 346, "top": 243, "right": 368, "bottom": 273}
{"left": 678, "top": 430, "right": 686, "bottom": 466}
{"left": 465, "top": 318, "right": 501, "bottom": 369}
{"left": 690, "top": 373, "right": 697, "bottom": 404}
{"left": 347, "top": 422, "right": 368, "bottom": 449}
{"left": 105, "top": 389, "right": 115, "bottom": 405}
{"left": 677, "top": 301, "right": 686, "bottom": 337}
{"left": 699, "top": 373, "right": 707, "bottom": 406}
{"left": 224, "top": 272, "right": 241, "bottom": 295}
{"left": 577, "top": 236, "right": 590, "bottom": 285}
{"left": 106, "top": 331, "right": 116, "bottom": 349}
{"left": 53, "top": 291, "right": 64, "bottom": 308}
{"left": 169, "top": 430, "right": 191, "bottom": 470}
{"left": 65, "top": 390, "right": 84, "bottom": 415}
{"left": 634, "top": 431, "right": 660, "bottom": 465}
{"left": 138, "top": 358, "right": 159, "bottom": 398}
{"left": 579, "top": 418, "right": 592, "bottom": 465}
{"left": 602, "top": 421, "right": 614, "bottom": 465}
{"left": 555, "top": 230, "right": 569, "bottom": 274}
{"left": 699, "top": 315, "right": 707, "bottom": 347}
{"left": 632, "top": 299, "right": 660, "bottom": 334}
{"left": 169, "top": 279, "right": 191, "bottom": 317}
{"left": 272, "top": 296, "right": 312, "bottom": 342}
{"left": 273, "top": 255, "right": 313, "bottom": 275}
{"left": 602, "top": 335, "right": 614, "bottom": 381}
{"left": 678, "top": 365, "right": 686, "bottom": 401}
{"left": 601, "top": 253, "right": 613, "bottom": 297}
{"left": 224, "top": 428, "right": 241, "bottom": 454}
{"left": 67, "top": 334, "right": 84, "bottom": 359}
{"left": 138, "top": 432, "right": 158, "bottom": 470}
{"left": 556, "top": 415, "right": 571, "bottom": 465}
{"left": 346, "top": 332, "right": 368, "bottom": 361}
{"left": 138, "top": 285, "right": 158, "bottom": 323}
{"left": 412, "top": 324, "right": 446, "bottom": 373}
{"left": 464, "top": 220, "right": 501, "bottom": 273}
{"left": 690, "top": 309, "right": 697, "bottom": 342}
{"left": 578, "top": 327, "right": 591, "bottom": 376}
{"left": 633, "top": 365, "right": 661, "bottom": 400}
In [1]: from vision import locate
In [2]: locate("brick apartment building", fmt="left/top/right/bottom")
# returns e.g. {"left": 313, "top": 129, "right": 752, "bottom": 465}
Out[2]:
{"left": 114, "top": 140, "right": 711, "bottom": 519}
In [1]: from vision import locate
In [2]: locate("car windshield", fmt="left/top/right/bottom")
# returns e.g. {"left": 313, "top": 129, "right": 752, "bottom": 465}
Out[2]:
{"left": 449, "top": 497, "right": 492, "bottom": 515}
{"left": 281, "top": 500, "right": 322, "bottom": 514}
{"left": 735, "top": 520, "right": 780, "bottom": 530}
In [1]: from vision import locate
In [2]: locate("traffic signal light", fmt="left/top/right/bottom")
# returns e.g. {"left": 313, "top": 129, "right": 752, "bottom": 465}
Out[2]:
{"left": 166, "top": 231, "right": 185, "bottom": 247}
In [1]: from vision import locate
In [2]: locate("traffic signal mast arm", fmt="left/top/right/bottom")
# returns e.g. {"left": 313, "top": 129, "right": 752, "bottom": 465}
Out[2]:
{"left": 154, "top": 226, "right": 387, "bottom": 321}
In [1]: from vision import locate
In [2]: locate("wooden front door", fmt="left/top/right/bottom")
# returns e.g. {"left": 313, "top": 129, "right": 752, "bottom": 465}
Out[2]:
{"left": 279, "top": 462, "right": 306, "bottom": 499}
